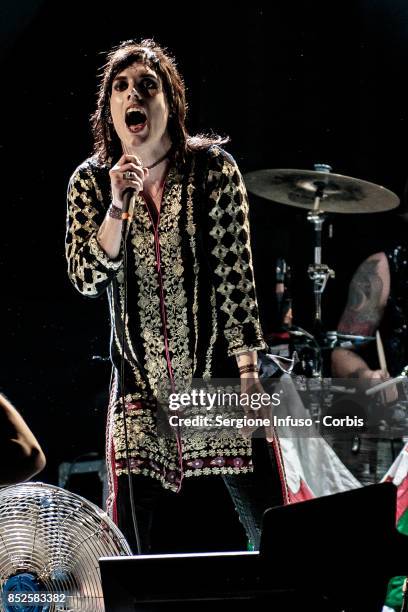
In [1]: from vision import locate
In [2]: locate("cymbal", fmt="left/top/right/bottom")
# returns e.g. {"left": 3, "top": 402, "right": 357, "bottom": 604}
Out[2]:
{"left": 244, "top": 168, "right": 399, "bottom": 213}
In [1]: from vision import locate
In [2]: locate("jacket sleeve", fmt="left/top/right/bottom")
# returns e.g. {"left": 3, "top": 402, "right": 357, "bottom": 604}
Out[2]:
{"left": 206, "top": 148, "right": 266, "bottom": 356}
{"left": 65, "top": 161, "right": 123, "bottom": 298}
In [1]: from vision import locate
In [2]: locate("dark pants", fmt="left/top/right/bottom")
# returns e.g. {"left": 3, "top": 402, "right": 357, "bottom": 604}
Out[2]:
{"left": 117, "top": 439, "right": 283, "bottom": 554}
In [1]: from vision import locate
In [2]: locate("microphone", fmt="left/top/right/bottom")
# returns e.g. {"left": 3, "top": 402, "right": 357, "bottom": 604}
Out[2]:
{"left": 122, "top": 187, "right": 136, "bottom": 219}
{"left": 121, "top": 188, "right": 136, "bottom": 244}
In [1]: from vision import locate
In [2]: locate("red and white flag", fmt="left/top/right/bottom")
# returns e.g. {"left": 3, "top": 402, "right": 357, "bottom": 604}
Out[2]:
{"left": 273, "top": 375, "right": 361, "bottom": 503}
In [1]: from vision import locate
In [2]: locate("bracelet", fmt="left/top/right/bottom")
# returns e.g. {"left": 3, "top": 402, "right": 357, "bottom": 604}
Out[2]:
{"left": 238, "top": 364, "right": 259, "bottom": 374}
{"left": 108, "top": 204, "right": 123, "bottom": 220}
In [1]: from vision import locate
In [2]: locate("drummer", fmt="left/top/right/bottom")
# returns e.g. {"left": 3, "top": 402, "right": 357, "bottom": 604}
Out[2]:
{"left": 331, "top": 225, "right": 408, "bottom": 612}
{"left": 331, "top": 245, "right": 408, "bottom": 382}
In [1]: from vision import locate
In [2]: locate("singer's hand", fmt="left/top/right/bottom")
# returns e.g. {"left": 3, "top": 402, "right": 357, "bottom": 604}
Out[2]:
{"left": 109, "top": 154, "right": 147, "bottom": 208}
{"left": 97, "top": 154, "right": 147, "bottom": 260}
{"left": 239, "top": 375, "right": 275, "bottom": 443}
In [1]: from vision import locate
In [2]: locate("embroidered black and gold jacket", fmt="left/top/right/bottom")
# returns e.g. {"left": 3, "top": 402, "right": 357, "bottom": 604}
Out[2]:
{"left": 66, "top": 146, "right": 266, "bottom": 491}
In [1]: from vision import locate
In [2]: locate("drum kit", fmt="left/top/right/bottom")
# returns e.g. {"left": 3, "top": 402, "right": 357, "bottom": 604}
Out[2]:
{"left": 244, "top": 163, "right": 400, "bottom": 377}
{"left": 245, "top": 164, "right": 405, "bottom": 482}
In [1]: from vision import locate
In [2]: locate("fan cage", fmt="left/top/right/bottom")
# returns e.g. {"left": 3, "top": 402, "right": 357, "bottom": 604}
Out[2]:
{"left": 0, "top": 482, "right": 132, "bottom": 611}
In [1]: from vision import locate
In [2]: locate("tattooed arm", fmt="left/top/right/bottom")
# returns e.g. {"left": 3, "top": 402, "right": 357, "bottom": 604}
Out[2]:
{"left": 331, "top": 252, "right": 390, "bottom": 378}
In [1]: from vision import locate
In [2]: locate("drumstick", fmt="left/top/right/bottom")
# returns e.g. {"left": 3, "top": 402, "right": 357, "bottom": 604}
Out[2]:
{"left": 365, "top": 376, "right": 405, "bottom": 396}
{"left": 376, "top": 330, "right": 387, "bottom": 372}
{"left": 376, "top": 330, "right": 397, "bottom": 402}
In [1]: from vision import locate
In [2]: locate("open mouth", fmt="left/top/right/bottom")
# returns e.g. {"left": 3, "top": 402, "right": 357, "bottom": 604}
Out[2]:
{"left": 125, "top": 107, "right": 147, "bottom": 132}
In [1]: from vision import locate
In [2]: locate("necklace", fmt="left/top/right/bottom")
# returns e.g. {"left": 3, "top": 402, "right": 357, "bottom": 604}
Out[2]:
{"left": 145, "top": 147, "right": 172, "bottom": 170}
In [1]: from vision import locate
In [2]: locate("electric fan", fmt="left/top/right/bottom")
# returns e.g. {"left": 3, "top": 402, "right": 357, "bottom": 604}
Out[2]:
{"left": 0, "top": 482, "right": 132, "bottom": 611}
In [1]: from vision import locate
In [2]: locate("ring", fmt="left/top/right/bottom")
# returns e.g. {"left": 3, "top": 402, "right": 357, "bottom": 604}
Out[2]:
{"left": 123, "top": 171, "right": 136, "bottom": 180}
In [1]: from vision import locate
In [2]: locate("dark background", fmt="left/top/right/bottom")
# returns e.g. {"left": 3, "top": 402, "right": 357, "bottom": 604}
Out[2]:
{"left": 1, "top": 0, "right": 407, "bottom": 546}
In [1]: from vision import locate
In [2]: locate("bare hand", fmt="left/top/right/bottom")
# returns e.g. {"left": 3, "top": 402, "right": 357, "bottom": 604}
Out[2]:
{"left": 358, "top": 368, "right": 398, "bottom": 402}
{"left": 239, "top": 376, "right": 276, "bottom": 442}
{"left": 357, "top": 368, "right": 387, "bottom": 380}
{"left": 109, "top": 154, "right": 148, "bottom": 208}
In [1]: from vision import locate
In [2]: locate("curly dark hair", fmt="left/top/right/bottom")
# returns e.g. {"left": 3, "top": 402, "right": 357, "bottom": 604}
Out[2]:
{"left": 91, "top": 39, "right": 228, "bottom": 164}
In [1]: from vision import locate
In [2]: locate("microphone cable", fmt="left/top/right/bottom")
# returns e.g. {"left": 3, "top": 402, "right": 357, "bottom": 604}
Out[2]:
{"left": 119, "top": 188, "right": 142, "bottom": 555}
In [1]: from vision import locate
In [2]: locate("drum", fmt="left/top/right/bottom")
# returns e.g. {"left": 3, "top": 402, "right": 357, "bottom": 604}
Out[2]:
{"left": 279, "top": 373, "right": 406, "bottom": 487}
{"left": 314, "top": 378, "right": 408, "bottom": 486}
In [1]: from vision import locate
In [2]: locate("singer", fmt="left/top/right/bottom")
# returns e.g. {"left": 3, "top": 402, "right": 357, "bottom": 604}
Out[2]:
{"left": 65, "top": 39, "right": 283, "bottom": 553}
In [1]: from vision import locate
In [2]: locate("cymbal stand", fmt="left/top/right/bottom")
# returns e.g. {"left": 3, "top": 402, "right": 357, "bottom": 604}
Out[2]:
{"left": 307, "top": 164, "right": 335, "bottom": 327}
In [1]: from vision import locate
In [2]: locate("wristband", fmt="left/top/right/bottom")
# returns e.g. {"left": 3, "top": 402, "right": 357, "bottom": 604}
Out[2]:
{"left": 238, "top": 364, "right": 259, "bottom": 374}
{"left": 108, "top": 204, "right": 123, "bottom": 220}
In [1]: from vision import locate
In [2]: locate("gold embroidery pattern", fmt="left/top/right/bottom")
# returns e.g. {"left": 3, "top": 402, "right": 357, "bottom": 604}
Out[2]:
{"left": 109, "top": 283, "right": 147, "bottom": 392}
{"left": 159, "top": 175, "right": 192, "bottom": 385}
{"left": 186, "top": 161, "right": 199, "bottom": 374}
{"left": 203, "top": 287, "right": 217, "bottom": 379}
{"left": 111, "top": 392, "right": 253, "bottom": 491}
{"left": 208, "top": 154, "right": 265, "bottom": 355}
{"left": 66, "top": 169, "right": 122, "bottom": 296}
{"left": 66, "top": 153, "right": 265, "bottom": 493}
{"left": 114, "top": 405, "right": 176, "bottom": 460}
{"left": 130, "top": 196, "right": 166, "bottom": 396}
{"left": 181, "top": 434, "right": 252, "bottom": 460}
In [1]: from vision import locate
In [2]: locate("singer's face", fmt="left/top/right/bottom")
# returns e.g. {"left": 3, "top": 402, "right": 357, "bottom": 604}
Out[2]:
{"left": 110, "top": 62, "right": 170, "bottom": 152}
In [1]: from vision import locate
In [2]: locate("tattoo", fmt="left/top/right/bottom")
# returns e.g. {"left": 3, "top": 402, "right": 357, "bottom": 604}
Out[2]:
{"left": 338, "top": 258, "right": 384, "bottom": 336}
